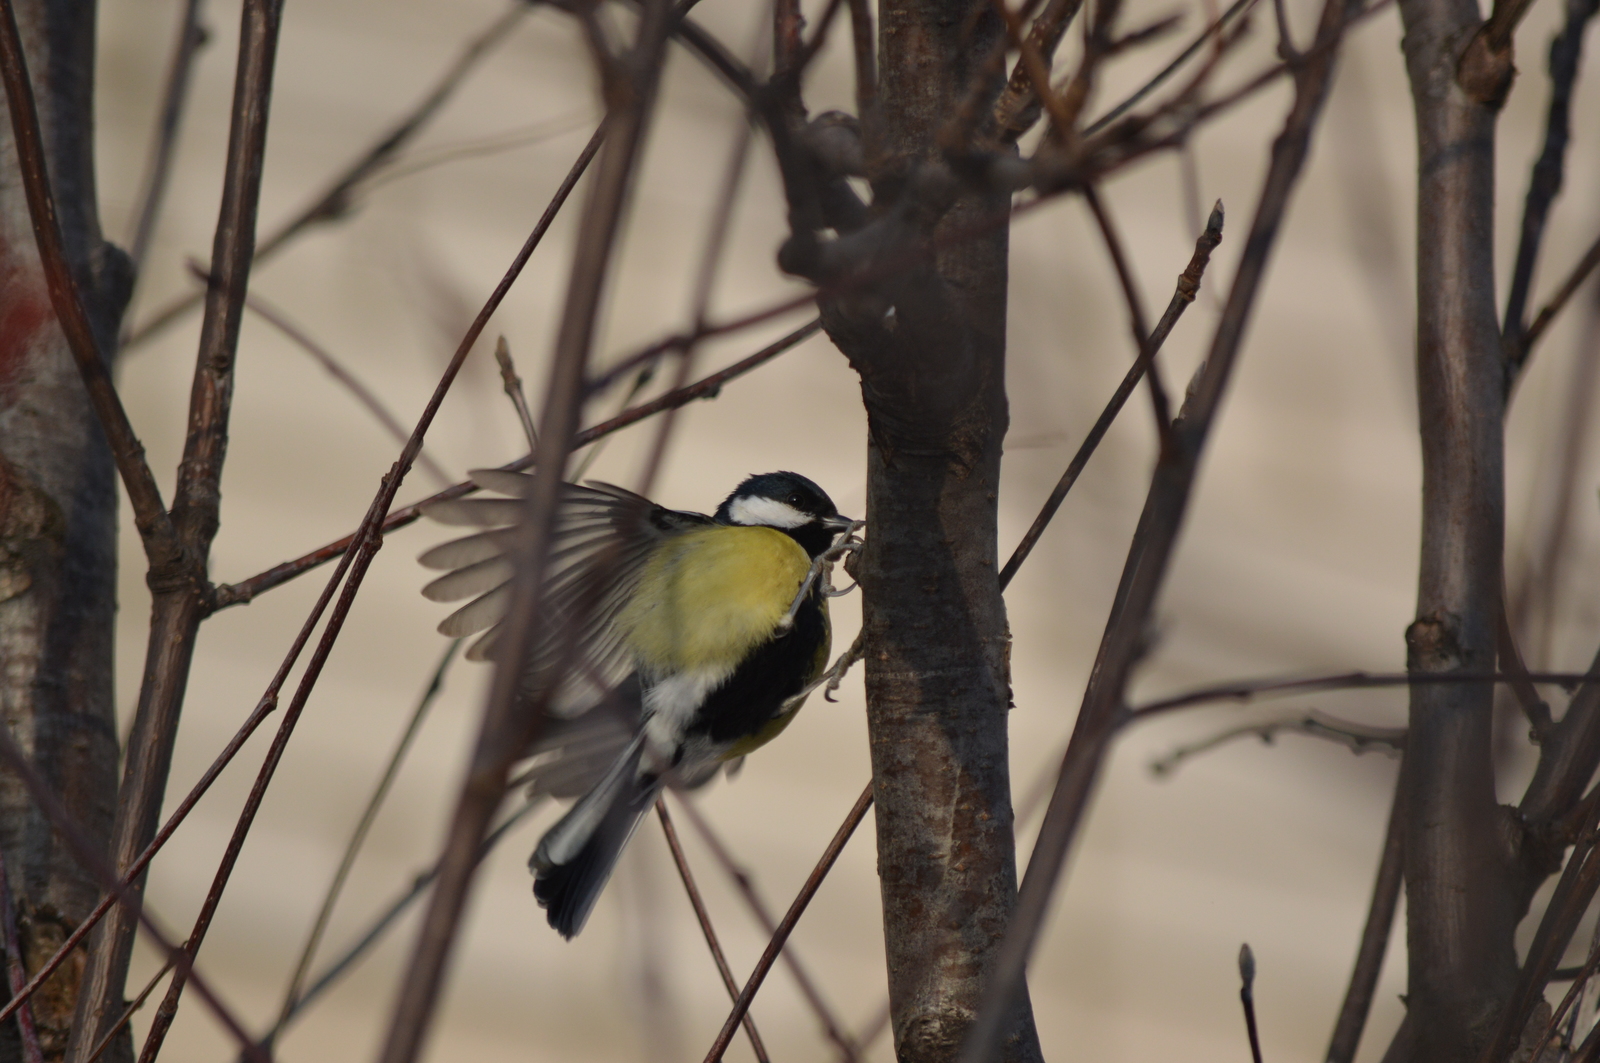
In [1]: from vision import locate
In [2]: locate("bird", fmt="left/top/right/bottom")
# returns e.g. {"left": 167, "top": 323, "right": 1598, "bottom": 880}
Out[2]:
{"left": 418, "top": 470, "right": 854, "bottom": 938}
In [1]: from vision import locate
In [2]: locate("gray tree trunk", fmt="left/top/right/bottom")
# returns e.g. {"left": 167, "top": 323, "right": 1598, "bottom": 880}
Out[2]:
{"left": 819, "top": 1, "right": 1043, "bottom": 1059}
{"left": 0, "top": 1, "right": 129, "bottom": 1061}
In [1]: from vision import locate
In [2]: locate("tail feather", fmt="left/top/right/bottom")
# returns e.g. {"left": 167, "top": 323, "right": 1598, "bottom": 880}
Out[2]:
{"left": 530, "top": 735, "right": 659, "bottom": 938}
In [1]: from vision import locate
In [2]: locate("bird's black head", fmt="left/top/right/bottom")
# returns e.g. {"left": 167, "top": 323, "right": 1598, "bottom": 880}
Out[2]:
{"left": 715, "top": 471, "right": 851, "bottom": 558}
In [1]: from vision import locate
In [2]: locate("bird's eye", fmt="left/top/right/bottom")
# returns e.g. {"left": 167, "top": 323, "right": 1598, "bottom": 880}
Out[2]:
{"left": 787, "top": 493, "right": 803, "bottom": 507}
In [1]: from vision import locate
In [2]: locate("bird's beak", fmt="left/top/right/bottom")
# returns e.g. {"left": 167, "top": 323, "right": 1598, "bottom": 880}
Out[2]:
{"left": 823, "top": 515, "right": 855, "bottom": 531}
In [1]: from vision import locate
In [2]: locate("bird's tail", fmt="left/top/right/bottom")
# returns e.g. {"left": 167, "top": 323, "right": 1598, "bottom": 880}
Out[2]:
{"left": 529, "top": 733, "right": 659, "bottom": 938}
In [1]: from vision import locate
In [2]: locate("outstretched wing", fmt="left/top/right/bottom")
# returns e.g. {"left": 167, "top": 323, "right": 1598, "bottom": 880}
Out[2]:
{"left": 419, "top": 471, "right": 713, "bottom": 716}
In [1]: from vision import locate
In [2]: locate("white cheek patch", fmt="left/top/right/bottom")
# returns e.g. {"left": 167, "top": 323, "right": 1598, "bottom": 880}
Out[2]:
{"left": 727, "top": 495, "right": 809, "bottom": 529}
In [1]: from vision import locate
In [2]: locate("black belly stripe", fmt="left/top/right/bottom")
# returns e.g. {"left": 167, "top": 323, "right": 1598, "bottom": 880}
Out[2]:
{"left": 688, "top": 592, "right": 828, "bottom": 746}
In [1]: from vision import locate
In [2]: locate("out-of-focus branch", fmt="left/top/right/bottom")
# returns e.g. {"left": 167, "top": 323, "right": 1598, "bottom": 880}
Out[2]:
{"left": 270, "top": 643, "right": 459, "bottom": 1036}
{"left": 672, "top": 796, "right": 863, "bottom": 1063}
{"left": 992, "top": 0, "right": 1088, "bottom": 141}
{"left": 702, "top": 783, "right": 874, "bottom": 1063}
{"left": 123, "top": 1, "right": 530, "bottom": 351}
{"left": 655, "top": 802, "right": 771, "bottom": 1063}
{"left": 375, "top": 3, "right": 675, "bottom": 1056}
{"left": 1500, "top": 0, "right": 1600, "bottom": 366}
{"left": 1518, "top": 232, "right": 1600, "bottom": 360}
{"left": 210, "top": 267, "right": 456, "bottom": 486}
{"left": 210, "top": 315, "right": 819, "bottom": 609}
{"left": 1326, "top": 767, "right": 1406, "bottom": 1063}
{"left": 957, "top": 0, "right": 1357, "bottom": 1049}
{"left": 1148, "top": 711, "right": 1404, "bottom": 776}
{"left": 1082, "top": 184, "right": 1174, "bottom": 439}
{"left": 125, "top": 0, "right": 207, "bottom": 283}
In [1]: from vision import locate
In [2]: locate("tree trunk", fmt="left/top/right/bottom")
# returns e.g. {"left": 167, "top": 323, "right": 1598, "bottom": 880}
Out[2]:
{"left": 0, "top": 1, "right": 128, "bottom": 1059}
{"left": 1393, "top": 0, "right": 1515, "bottom": 1056}
{"left": 819, "top": 1, "right": 1043, "bottom": 1059}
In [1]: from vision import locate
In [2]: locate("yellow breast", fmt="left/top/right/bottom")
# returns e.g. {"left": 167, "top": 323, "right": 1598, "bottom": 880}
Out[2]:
{"left": 616, "top": 525, "right": 811, "bottom": 674}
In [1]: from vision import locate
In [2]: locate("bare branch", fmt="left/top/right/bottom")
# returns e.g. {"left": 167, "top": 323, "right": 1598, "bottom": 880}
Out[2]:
{"left": 0, "top": 846, "right": 43, "bottom": 1063}
{"left": 124, "top": 0, "right": 206, "bottom": 283}
{"left": 671, "top": 796, "right": 864, "bottom": 1063}
{"left": 1000, "top": 200, "right": 1223, "bottom": 589}
{"left": 211, "top": 316, "right": 820, "bottom": 609}
{"left": 495, "top": 336, "right": 540, "bottom": 453}
{"left": 1133, "top": 669, "right": 1590, "bottom": 719}
{"left": 958, "top": 0, "right": 1361, "bottom": 1047}
{"left": 83, "top": 960, "right": 171, "bottom": 1063}
{"left": 271, "top": 642, "right": 460, "bottom": 1044}
{"left": 1239, "top": 945, "right": 1264, "bottom": 1063}
{"left": 375, "top": 3, "right": 676, "bottom": 1054}
{"left": 123, "top": 1, "right": 530, "bottom": 350}
{"left": 1519, "top": 231, "right": 1600, "bottom": 360}
{"left": 75, "top": 0, "right": 288, "bottom": 1047}
{"left": 0, "top": 0, "right": 180, "bottom": 567}
{"left": 224, "top": 272, "right": 457, "bottom": 487}
{"left": 1148, "top": 710, "right": 1404, "bottom": 776}
{"left": 702, "top": 783, "right": 874, "bottom": 1063}
{"left": 655, "top": 801, "right": 771, "bottom": 1063}
{"left": 1500, "top": 0, "right": 1600, "bottom": 360}
{"left": 1325, "top": 768, "right": 1406, "bottom": 1063}
{"left": 0, "top": 724, "right": 268, "bottom": 1063}
{"left": 1082, "top": 184, "right": 1175, "bottom": 439}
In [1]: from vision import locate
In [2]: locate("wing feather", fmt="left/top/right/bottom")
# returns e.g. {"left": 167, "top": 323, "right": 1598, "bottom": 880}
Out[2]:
{"left": 418, "top": 478, "right": 714, "bottom": 717}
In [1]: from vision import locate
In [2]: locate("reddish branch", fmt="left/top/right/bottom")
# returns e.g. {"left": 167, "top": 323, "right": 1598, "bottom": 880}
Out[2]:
{"left": 958, "top": 0, "right": 1358, "bottom": 1050}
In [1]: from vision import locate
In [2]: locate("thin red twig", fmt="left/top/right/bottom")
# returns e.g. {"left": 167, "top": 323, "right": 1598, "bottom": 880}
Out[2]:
{"left": 0, "top": 847, "right": 43, "bottom": 1063}
{"left": 702, "top": 783, "right": 874, "bottom": 1063}
{"left": 655, "top": 802, "right": 771, "bottom": 1063}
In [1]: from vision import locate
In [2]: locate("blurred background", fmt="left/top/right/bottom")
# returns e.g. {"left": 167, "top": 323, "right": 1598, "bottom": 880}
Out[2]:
{"left": 91, "top": 0, "right": 1600, "bottom": 1059}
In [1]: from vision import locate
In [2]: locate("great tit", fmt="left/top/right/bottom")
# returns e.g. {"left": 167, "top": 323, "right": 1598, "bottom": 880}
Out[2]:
{"left": 419, "top": 471, "right": 853, "bottom": 937}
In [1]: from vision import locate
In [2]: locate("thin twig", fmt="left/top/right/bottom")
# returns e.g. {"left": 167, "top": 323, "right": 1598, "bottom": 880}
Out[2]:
{"left": 211, "top": 317, "right": 822, "bottom": 609}
{"left": 999, "top": 200, "right": 1223, "bottom": 589}
{"left": 1131, "top": 670, "right": 1592, "bottom": 720}
{"left": 1520, "top": 231, "right": 1600, "bottom": 359}
{"left": 495, "top": 337, "right": 540, "bottom": 453}
{"left": 0, "top": 724, "right": 269, "bottom": 1063}
{"left": 958, "top": 0, "right": 1359, "bottom": 1049}
{"left": 258, "top": 800, "right": 543, "bottom": 1049}
{"left": 77, "top": 0, "right": 286, "bottom": 1050}
{"left": 1239, "top": 945, "right": 1265, "bottom": 1063}
{"left": 270, "top": 642, "right": 461, "bottom": 1043}
{"left": 135, "top": 120, "right": 607, "bottom": 1063}
{"left": 1083, "top": 0, "right": 1259, "bottom": 134}
{"left": 1148, "top": 710, "right": 1404, "bottom": 776}
{"left": 1500, "top": 0, "right": 1600, "bottom": 360}
{"left": 702, "top": 783, "right": 874, "bottom": 1063}
{"left": 216, "top": 269, "right": 456, "bottom": 486}
{"left": 1498, "top": 595, "right": 1554, "bottom": 739}
{"left": 123, "top": 0, "right": 530, "bottom": 350}
{"left": 0, "top": 847, "right": 43, "bottom": 1063}
{"left": 655, "top": 802, "right": 771, "bottom": 1063}
{"left": 1324, "top": 765, "right": 1406, "bottom": 1063}
{"left": 672, "top": 796, "right": 864, "bottom": 1063}
{"left": 124, "top": 0, "right": 207, "bottom": 282}
{"left": 375, "top": 5, "right": 674, "bottom": 1055}
{"left": 1082, "top": 183, "right": 1174, "bottom": 440}
{"left": 84, "top": 959, "right": 173, "bottom": 1063}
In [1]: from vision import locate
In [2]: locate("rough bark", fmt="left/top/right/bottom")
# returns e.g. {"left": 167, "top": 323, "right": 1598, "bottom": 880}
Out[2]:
{"left": 816, "top": 1, "right": 1042, "bottom": 1059}
{"left": 0, "top": 0, "right": 127, "bottom": 1059}
{"left": 1392, "top": 0, "right": 1515, "bottom": 1056}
